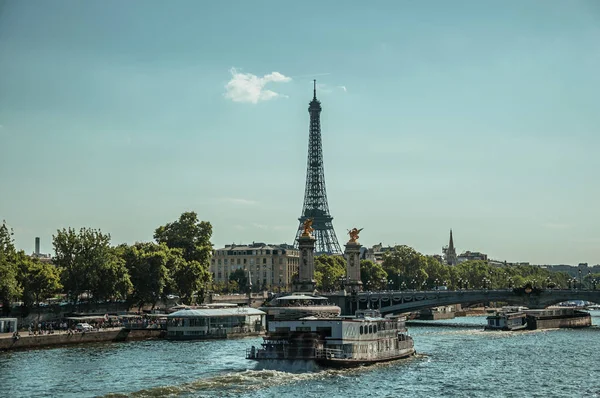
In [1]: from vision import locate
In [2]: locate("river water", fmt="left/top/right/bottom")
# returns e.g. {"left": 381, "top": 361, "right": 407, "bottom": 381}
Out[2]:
{"left": 1, "top": 312, "right": 599, "bottom": 398}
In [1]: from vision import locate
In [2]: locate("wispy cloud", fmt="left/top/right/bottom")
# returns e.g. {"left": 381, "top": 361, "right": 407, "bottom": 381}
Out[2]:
{"left": 541, "top": 222, "right": 572, "bottom": 230}
{"left": 224, "top": 68, "right": 291, "bottom": 104}
{"left": 222, "top": 197, "right": 258, "bottom": 206}
{"left": 316, "top": 83, "right": 347, "bottom": 94}
{"left": 251, "top": 223, "right": 288, "bottom": 231}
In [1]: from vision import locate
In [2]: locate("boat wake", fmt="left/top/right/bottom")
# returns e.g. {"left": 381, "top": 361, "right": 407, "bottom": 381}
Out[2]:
{"left": 103, "top": 369, "right": 335, "bottom": 397}
{"left": 103, "top": 356, "right": 421, "bottom": 397}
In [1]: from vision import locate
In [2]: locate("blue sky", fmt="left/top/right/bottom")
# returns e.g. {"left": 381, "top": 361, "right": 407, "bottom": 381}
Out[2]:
{"left": 1, "top": 1, "right": 599, "bottom": 265}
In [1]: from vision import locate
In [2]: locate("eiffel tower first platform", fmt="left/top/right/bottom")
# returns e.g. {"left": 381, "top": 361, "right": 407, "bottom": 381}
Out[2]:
{"left": 294, "top": 81, "right": 342, "bottom": 254}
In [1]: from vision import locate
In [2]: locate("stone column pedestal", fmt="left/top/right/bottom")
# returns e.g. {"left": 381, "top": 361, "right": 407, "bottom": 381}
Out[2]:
{"left": 345, "top": 241, "right": 363, "bottom": 293}
{"left": 293, "top": 234, "right": 317, "bottom": 293}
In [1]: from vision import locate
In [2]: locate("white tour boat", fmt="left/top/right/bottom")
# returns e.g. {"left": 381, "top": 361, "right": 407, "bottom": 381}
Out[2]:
{"left": 246, "top": 308, "right": 415, "bottom": 368}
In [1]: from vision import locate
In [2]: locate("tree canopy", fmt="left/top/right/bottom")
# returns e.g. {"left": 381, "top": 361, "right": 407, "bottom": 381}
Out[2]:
{"left": 314, "top": 255, "right": 346, "bottom": 291}
{"left": 154, "top": 212, "right": 212, "bottom": 303}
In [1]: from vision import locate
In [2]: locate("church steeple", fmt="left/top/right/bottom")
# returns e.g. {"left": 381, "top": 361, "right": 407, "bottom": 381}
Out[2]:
{"left": 446, "top": 229, "right": 457, "bottom": 266}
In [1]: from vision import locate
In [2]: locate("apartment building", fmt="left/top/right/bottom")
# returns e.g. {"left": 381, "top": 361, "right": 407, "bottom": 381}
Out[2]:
{"left": 210, "top": 242, "right": 300, "bottom": 291}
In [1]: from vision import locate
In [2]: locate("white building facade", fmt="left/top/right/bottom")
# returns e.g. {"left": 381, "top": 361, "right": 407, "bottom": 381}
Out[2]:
{"left": 211, "top": 243, "right": 300, "bottom": 291}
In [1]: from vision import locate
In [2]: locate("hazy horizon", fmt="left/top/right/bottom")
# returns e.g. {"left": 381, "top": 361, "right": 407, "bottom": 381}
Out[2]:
{"left": 1, "top": 1, "right": 599, "bottom": 265}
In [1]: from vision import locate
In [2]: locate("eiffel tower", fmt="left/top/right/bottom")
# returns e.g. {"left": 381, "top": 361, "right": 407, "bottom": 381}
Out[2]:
{"left": 294, "top": 81, "right": 342, "bottom": 254}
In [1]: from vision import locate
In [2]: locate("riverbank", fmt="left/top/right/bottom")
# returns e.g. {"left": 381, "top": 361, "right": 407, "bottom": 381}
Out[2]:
{"left": 0, "top": 328, "right": 164, "bottom": 352}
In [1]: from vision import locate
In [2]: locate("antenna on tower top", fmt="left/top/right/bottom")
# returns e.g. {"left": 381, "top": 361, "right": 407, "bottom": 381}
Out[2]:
{"left": 313, "top": 79, "right": 317, "bottom": 99}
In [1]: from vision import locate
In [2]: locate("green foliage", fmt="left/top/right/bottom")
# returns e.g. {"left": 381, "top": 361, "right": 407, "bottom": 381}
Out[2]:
{"left": 172, "top": 259, "right": 210, "bottom": 304}
{"left": 154, "top": 212, "right": 212, "bottom": 263}
{"left": 314, "top": 255, "right": 346, "bottom": 291}
{"left": 360, "top": 260, "right": 388, "bottom": 290}
{"left": 154, "top": 212, "right": 213, "bottom": 303}
{"left": 121, "top": 242, "right": 171, "bottom": 310}
{"left": 0, "top": 221, "right": 22, "bottom": 314}
{"left": 90, "top": 248, "right": 132, "bottom": 302}
{"left": 381, "top": 245, "right": 429, "bottom": 288}
{"left": 229, "top": 268, "right": 248, "bottom": 292}
{"left": 52, "top": 227, "right": 124, "bottom": 303}
{"left": 377, "top": 245, "right": 571, "bottom": 290}
{"left": 17, "top": 254, "right": 62, "bottom": 308}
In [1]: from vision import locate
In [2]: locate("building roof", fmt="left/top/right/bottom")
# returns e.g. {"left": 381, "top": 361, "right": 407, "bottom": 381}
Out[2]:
{"left": 214, "top": 243, "right": 297, "bottom": 252}
{"left": 275, "top": 295, "right": 328, "bottom": 301}
{"left": 167, "top": 308, "right": 265, "bottom": 318}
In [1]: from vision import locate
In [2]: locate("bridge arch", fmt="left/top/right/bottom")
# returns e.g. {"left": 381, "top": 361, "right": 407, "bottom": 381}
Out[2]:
{"left": 335, "top": 289, "right": 600, "bottom": 315}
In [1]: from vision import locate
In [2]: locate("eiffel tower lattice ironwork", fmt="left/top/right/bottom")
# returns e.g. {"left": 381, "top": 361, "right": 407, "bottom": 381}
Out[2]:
{"left": 294, "top": 81, "right": 342, "bottom": 254}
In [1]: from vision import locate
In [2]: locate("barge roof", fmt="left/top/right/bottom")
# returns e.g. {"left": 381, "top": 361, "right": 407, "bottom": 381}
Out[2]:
{"left": 168, "top": 308, "right": 265, "bottom": 317}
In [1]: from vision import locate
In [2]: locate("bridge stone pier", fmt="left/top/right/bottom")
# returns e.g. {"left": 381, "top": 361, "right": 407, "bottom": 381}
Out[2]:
{"left": 323, "top": 289, "right": 600, "bottom": 316}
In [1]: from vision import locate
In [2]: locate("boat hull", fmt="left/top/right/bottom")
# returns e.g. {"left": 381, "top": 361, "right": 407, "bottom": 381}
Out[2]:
{"left": 249, "top": 347, "right": 416, "bottom": 369}
{"left": 316, "top": 348, "right": 416, "bottom": 368}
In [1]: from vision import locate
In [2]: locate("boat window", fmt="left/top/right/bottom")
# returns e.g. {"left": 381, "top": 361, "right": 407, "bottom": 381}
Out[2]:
{"left": 360, "top": 326, "right": 363, "bottom": 335}
{"left": 316, "top": 327, "right": 332, "bottom": 337}
{"left": 369, "top": 325, "right": 373, "bottom": 334}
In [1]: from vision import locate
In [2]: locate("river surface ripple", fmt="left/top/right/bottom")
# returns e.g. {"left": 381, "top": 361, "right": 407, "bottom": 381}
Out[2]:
{"left": 1, "top": 312, "right": 599, "bottom": 398}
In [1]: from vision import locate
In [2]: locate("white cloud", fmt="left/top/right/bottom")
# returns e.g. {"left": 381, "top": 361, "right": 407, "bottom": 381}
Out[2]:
{"left": 541, "top": 222, "right": 571, "bottom": 230}
{"left": 224, "top": 68, "right": 291, "bottom": 104}
{"left": 315, "top": 83, "right": 347, "bottom": 94}
{"left": 222, "top": 197, "right": 258, "bottom": 206}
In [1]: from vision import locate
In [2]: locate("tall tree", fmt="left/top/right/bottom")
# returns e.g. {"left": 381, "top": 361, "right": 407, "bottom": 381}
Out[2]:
{"left": 154, "top": 212, "right": 213, "bottom": 302}
{"left": 360, "top": 260, "right": 388, "bottom": 290}
{"left": 229, "top": 268, "right": 248, "bottom": 293}
{"left": 154, "top": 211, "right": 212, "bottom": 263}
{"left": 382, "top": 245, "right": 429, "bottom": 287}
{"left": 53, "top": 227, "right": 122, "bottom": 304}
{"left": 0, "top": 221, "right": 21, "bottom": 316}
{"left": 17, "top": 254, "right": 62, "bottom": 314}
{"left": 89, "top": 249, "right": 132, "bottom": 302}
{"left": 314, "top": 255, "right": 346, "bottom": 291}
{"left": 122, "top": 242, "right": 171, "bottom": 310}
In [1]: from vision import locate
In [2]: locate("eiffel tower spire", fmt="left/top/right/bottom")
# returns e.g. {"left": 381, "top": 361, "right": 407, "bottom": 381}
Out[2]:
{"left": 295, "top": 81, "right": 342, "bottom": 254}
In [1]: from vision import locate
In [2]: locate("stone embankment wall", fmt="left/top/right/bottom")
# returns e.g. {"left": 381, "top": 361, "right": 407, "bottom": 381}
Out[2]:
{"left": 0, "top": 329, "right": 164, "bottom": 351}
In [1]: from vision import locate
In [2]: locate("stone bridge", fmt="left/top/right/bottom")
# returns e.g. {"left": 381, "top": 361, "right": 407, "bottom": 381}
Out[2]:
{"left": 324, "top": 289, "right": 600, "bottom": 315}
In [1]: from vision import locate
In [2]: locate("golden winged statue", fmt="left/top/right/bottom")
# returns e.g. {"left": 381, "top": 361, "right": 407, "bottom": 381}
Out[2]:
{"left": 301, "top": 218, "right": 314, "bottom": 237}
{"left": 347, "top": 227, "right": 363, "bottom": 243}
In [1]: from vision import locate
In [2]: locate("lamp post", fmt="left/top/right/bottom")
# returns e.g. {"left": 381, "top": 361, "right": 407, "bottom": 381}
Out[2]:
{"left": 507, "top": 277, "right": 513, "bottom": 289}
{"left": 338, "top": 277, "right": 346, "bottom": 292}
{"left": 400, "top": 281, "right": 407, "bottom": 291}
{"left": 587, "top": 270, "right": 592, "bottom": 290}
{"left": 411, "top": 279, "right": 416, "bottom": 290}
{"left": 579, "top": 269, "right": 582, "bottom": 290}
{"left": 434, "top": 278, "right": 440, "bottom": 290}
